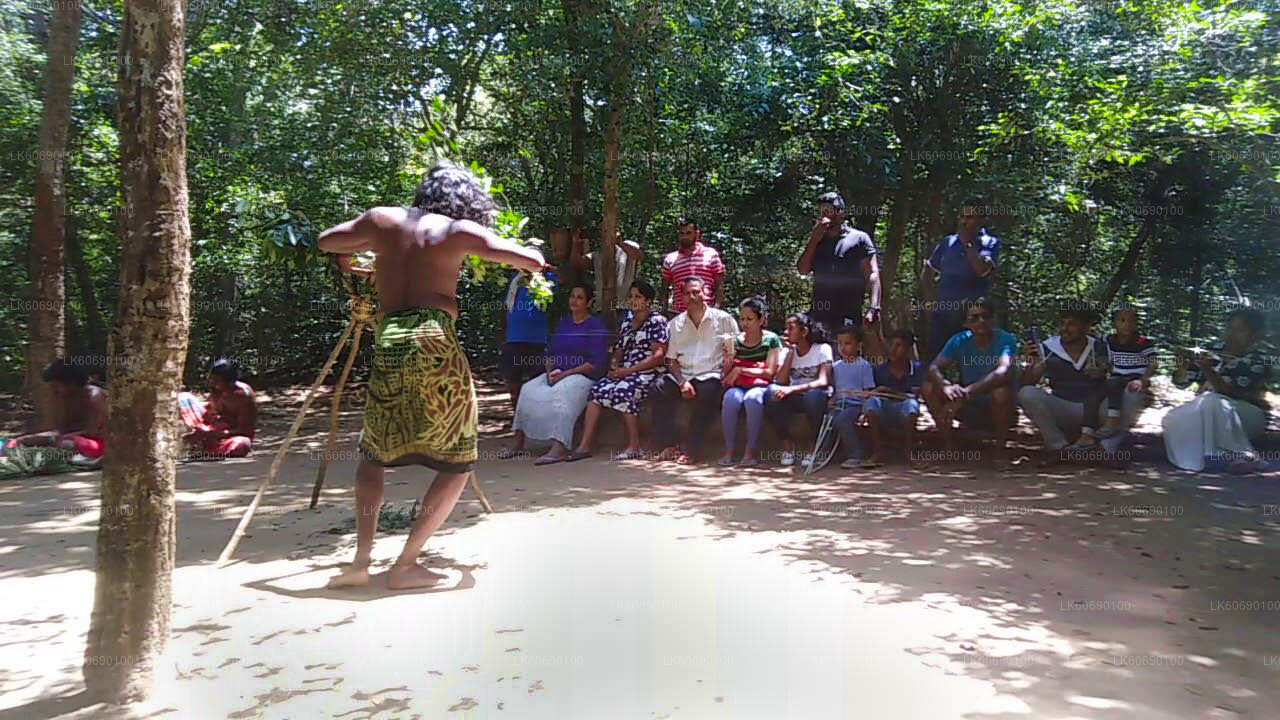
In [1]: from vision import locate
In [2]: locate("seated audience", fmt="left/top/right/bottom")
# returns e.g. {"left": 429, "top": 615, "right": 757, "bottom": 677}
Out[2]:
{"left": 1018, "top": 306, "right": 1115, "bottom": 464}
{"left": 7, "top": 359, "right": 107, "bottom": 462}
{"left": 718, "top": 297, "right": 784, "bottom": 467}
{"left": 1070, "top": 305, "right": 1155, "bottom": 450}
{"left": 829, "top": 324, "right": 877, "bottom": 469}
{"left": 502, "top": 282, "right": 610, "bottom": 465}
{"left": 567, "top": 280, "right": 669, "bottom": 461}
{"left": 862, "top": 329, "right": 925, "bottom": 467}
{"left": 179, "top": 358, "right": 256, "bottom": 459}
{"left": 764, "top": 313, "right": 833, "bottom": 467}
{"left": 652, "top": 277, "right": 739, "bottom": 464}
{"left": 922, "top": 297, "right": 1018, "bottom": 461}
{"left": 1163, "top": 308, "right": 1272, "bottom": 473}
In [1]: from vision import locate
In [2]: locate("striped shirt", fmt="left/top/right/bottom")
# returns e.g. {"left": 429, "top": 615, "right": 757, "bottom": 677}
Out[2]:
{"left": 1105, "top": 334, "right": 1156, "bottom": 377}
{"left": 662, "top": 241, "right": 725, "bottom": 312}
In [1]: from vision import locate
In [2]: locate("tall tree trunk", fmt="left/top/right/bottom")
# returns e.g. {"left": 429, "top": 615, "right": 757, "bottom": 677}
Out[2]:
{"left": 67, "top": 222, "right": 107, "bottom": 355}
{"left": 1097, "top": 220, "right": 1152, "bottom": 310}
{"left": 26, "top": 0, "right": 81, "bottom": 429}
{"left": 568, "top": 76, "right": 587, "bottom": 232}
{"left": 563, "top": 0, "right": 587, "bottom": 233}
{"left": 599, "top": 101, "right": 622, "bottom": 330}
{"left": 84, "top": 0, "right": 191, "bottom": 703}
{"left": 636, "top": 75, "right": 657, "bottom": 250}
{"left": 881, "top": 174, "right": 915, "bottom": 329}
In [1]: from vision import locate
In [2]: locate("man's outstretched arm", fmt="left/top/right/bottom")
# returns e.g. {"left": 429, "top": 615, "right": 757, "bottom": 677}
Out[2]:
{"left": 318, "top": 209, "right": 387, "bottom": 254}
{"left": 449, "top": 218, "right": 546, "bottom": 273}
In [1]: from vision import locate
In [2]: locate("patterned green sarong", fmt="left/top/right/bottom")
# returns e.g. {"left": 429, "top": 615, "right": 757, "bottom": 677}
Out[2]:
{"left": 359, "top": 307, "right": 478, "bottom": 473}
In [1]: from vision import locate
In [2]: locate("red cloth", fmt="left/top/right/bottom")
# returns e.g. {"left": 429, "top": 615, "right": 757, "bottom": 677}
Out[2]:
{"left": 730, "top": 356, "right": 770, "bottom": 388}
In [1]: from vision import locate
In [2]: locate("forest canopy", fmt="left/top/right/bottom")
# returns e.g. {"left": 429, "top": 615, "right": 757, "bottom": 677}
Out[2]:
{"left": 2, "top": 0, "right": 1276, "bottom": 389}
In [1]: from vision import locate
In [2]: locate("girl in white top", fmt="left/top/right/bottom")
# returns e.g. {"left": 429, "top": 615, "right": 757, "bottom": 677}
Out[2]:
{"left": 765, "top": 313, "right": 833, "bottom": 466}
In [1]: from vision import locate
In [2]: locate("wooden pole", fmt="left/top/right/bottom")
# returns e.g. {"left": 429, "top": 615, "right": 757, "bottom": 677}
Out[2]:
{"left": 216, "top": 315, "right": 357, "bottom": 565}
{"left": 310, "top": 319, "right": 365, "bottom": 508}
{"left": 468, "top": 472, "right": 493, "bottom": 514}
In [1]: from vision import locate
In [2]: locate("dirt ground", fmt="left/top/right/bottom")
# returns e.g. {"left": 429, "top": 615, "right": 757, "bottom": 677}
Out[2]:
{"left": 1, "top": 378, "right": 1278, "bottom": 719}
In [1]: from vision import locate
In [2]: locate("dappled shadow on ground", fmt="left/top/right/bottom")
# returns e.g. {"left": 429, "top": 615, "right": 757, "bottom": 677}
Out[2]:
{"left": 4, "top": 379, "right": 1279, "bottom": 718}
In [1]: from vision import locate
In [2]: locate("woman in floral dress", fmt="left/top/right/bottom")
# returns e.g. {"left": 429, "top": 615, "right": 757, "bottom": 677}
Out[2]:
{"left": 566, "top": 280, "right": 669, "bottom": 461}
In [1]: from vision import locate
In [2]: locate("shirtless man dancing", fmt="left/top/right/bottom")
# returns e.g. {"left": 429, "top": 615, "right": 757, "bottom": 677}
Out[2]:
{"left": 319, "top": 162, "right": 546, "bottom": 590}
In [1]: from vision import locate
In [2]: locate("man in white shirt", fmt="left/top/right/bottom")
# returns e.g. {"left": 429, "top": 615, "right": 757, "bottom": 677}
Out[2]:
{"left": 569, "top": 227, "right": 642, "bottom": 312}
{"left": 651, "top": 277, "right": 739, "bottom": 463}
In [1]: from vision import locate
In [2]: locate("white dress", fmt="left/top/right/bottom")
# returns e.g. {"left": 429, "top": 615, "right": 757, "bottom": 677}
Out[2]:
{"left": 513, "top": 373, "right": 597, "bottom": 447}
{"left": 1162, "top": 393, "right": 1266, "bottom": 471}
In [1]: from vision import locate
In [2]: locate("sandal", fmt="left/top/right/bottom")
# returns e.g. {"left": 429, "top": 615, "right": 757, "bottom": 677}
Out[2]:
{"left": 534, "top": 453, "right": 565, "bottom": 466}
{"left": 716, "top": 455, "right": 737, "bottom": 467}
{"left": 564, "top": 450, "right": 593, "bottom": 462}
{"left": 738, "top": 457, "right": 760, "bottom": 468}
{"left": 613, "top": 448, "right": 645, "bottom": 461}
{"left": 675, "top": 452, "right": 696, "bottom": 465}
{"left": 655, "top": 446, "right": 682, "bottom": 462}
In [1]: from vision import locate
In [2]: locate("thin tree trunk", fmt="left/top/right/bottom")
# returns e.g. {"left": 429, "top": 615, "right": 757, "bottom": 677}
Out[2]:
{"left": 599, "top": 101, "right": 622, "bottom": 330}
{"left": 568, "top": 76, "right": 587, "bottom": 232}
{"left": 1097, "top": 220, "right": 1152, "bottom": 310}
{"left": 84, "top": 0, "right": 191, "bottom": 703}
{"left": 67, "top": 223, "right": 106, "bottom": 355}
{"left": 26, "top": 0, "right": 81, "bottom": 429}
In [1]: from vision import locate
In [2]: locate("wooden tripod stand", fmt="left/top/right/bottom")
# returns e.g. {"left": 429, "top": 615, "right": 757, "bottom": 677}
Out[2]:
{"left": 216, "top": 292, "right": 494, "bottom": 566}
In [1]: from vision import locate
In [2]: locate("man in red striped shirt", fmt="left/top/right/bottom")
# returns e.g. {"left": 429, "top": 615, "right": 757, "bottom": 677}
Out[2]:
{"left": 660, "top": 218, "right": 725, "bottom": 315}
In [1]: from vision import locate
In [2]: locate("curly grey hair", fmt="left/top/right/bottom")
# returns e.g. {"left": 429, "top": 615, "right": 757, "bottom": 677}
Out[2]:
{"left": 412, "top": 161, "right": 497, "bottom": 227}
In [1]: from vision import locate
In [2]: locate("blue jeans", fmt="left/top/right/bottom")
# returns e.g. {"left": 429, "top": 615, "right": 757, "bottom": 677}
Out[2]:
{"left": 864, "top": 396, "right": 921, "bottom": 428}
{"left": 829, "top": 399, "right": 865, "bottom": 460}
{"left": 764, "top": 385, "right": 828, "bottom": 446}
{"left": 722, "top": 386, "right": 770, "bottom": 453}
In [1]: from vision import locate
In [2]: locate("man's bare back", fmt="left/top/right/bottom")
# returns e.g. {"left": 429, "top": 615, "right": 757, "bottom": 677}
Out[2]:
{"left": 319, "top": 207, "right": 545, "bottom": 317}
{"left": 208, "top": 381, "right": 256, "bottom": 438}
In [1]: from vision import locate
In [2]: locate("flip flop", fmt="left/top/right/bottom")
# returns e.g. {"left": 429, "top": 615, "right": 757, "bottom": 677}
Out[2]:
{"left": 655, "top": 446, "right": 682, "bottom": 462}
{"left": 738, "top": 457, "right": 760, "bottom": 468}
{"left": 675, "top": 452, "right": 696, "bottom": 465}
{"left": 564, "top": 450, "right": 593, "bottom": 462}
{"left": 859, "top": 458, "right": 884, "bottom": 469}
{"left": 716, "top": 456, "right": 737, "bottom": 467}
{"left": 613, "top": 448, "right": 645, "bottom": 461}
{"left": 534, "top": 454, "right": 565, "bottom": 466}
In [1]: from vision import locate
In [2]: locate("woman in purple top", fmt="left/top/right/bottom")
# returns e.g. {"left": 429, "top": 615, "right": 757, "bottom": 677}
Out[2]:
{"left": 501, "top": 282, "right": 610, "bottom": 465}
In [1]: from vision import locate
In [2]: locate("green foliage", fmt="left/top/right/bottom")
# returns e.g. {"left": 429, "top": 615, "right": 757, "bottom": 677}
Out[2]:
{"left": 0, "top": 0, "right": 1276, "bottom": 392}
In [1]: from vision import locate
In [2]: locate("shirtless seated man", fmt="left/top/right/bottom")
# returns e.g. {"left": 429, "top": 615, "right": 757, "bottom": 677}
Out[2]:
{"left": 179, "top": 358, "right": 256, "bottom": 459}
{"left": 7, "top": 359, "right": 107, "bottom": 462}
{"left": 318, "top": 161, "right": 546, "bottom": 590}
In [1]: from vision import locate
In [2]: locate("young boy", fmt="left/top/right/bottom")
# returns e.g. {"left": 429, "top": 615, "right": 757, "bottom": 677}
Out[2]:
{"left": 319, "top": 161, "right": 547, "bottom": 590}
{"left": 863, "top": 329, "right": 925, "bottom": 467}
{"left": 829, "top": 325, "right": 877, "bottom": 469}
{"left": 1072, "top": 305, "right": 1156, "bottom": 448}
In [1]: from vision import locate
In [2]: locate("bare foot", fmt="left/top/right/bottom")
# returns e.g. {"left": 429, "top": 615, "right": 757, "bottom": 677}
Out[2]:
{"left": 387, "top": 562, "right": 447, "bottom": 590}
{"left": 326, "top": 564, "right": 371, "bottom": 588}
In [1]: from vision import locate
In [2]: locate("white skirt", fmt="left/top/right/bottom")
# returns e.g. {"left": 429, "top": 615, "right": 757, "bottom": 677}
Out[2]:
{"left": 512, "top": 373, "right": 596, "bottom": 446}
{"left": 1161, "top": 392, "right": 1268, "bottom": 471}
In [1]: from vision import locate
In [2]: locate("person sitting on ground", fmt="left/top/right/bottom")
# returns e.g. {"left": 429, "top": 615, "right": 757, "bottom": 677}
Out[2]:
{"left": 862, "top": 329, "right": 925, "bottom": 468}
{"left": 566, "top": 280, "right": 669, "bottom": 462}
{"left": 828, "top": 324, "right": 877, "bottom": 470}
{"left": 921, "top": 297, "right": 1018, "bottom": 463}
{"left": 718, "top": 297, "right": 784, "bottom": 467}
{"left": 1069, "top": 305, "right": 1156, "bottom": 450}
{"left": 569, "top": 227, "right": 642, "bottom": 312}
{"left": 6, "top": 359, "right": 107, "bottom": 463}
{"left": 502, "top": 282, "right": 610, "bottom": 465}
{"left": 1163, "top": 308, "right": 1273, "bottom": 474}
{"left": 178, "top": 358, "right": 256, "bottom": 459}
{"left": 651, "top": 277, "right": 739, "bottom": 464}
{"left": 499, "top": 265, "right": 557, "bottom": 419}
{"left": 1018, "top": 306, "right": 1113, "bottom": 465}
{"left": 764, "top": 313, "right": 833, "bottom": 467}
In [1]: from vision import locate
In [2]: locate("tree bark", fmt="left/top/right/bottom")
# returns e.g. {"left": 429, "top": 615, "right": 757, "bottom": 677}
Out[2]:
{"left": 599, "top": 101, "right": 622, "bottom": 329}
{"left": 67, "top": 223, "right": 107, "bottom": 355}
{"left": 1096, "top": 219, "right": 1152, "bottom": 311}
{"left": 563, "top": 0, "right": 587, "bottom": 233}
{"left": 26, "top": 0, "right": 81, "bottom": 429}
{"left": 84, "top": 0, "right": 191, "bottom": 704}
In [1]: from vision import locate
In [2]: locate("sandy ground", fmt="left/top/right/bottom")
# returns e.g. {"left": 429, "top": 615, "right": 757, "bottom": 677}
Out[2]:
{"left": 1, "top": 381, "right": 1279, "bottom": 719}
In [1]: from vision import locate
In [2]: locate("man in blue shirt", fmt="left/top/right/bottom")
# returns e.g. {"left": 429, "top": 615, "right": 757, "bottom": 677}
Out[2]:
{"left": 921, "top": 297, "right": 1018, "bottom": 462}
{"left": 501, "top": 269, "right": 556, "bottom": 417}
{"left": 921, "top": 198, "right": 999, "bottom": 362}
